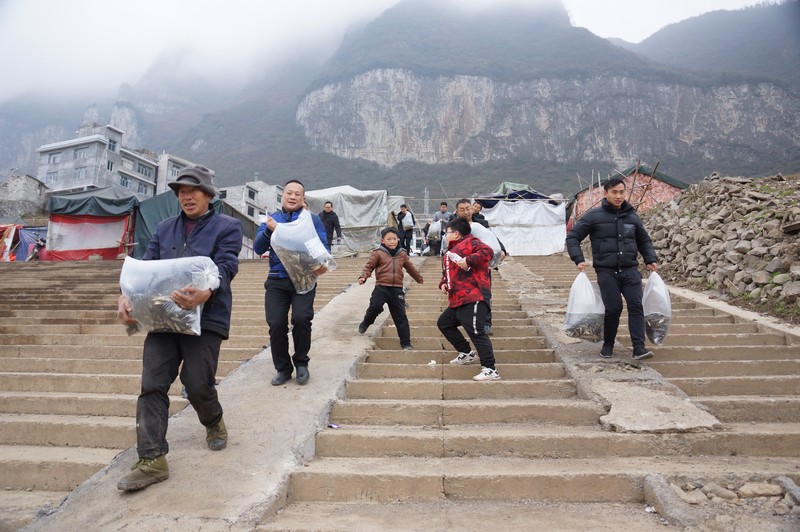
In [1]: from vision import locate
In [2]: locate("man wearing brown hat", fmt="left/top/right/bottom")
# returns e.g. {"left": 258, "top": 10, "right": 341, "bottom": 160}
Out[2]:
{"left": 116, "top": 164, "right": 243, "bottom": 492}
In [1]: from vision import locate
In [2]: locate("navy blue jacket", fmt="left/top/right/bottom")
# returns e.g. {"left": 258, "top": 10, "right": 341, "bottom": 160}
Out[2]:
{"left": 565, "top": 199, "right": 657, "bottom": 271}
{"left": 253, "top": 208, "right": 328, "bottom": 279}
{"left": 144, "top": 210, "right": 243, "bottom": 339}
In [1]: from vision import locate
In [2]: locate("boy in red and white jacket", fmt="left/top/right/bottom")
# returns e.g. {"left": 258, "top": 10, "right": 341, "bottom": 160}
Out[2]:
{"left": 437, "top": 216, "right": 499, "bottom": 381}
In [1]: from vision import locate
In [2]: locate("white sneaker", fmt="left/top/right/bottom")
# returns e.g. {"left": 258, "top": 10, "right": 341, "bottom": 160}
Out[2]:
{"left": 449, "top": 350, "right": 478, "bottom": 365}
{"left": 473, "top": 367, "right": 500, "bottom": 381}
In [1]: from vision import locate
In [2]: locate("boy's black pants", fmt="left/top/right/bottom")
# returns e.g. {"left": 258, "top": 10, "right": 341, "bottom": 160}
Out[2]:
{"left": 437, "top": 300, "right": 495, "bottom": 369}
{"left": 362, "top": 285, "right": 411, "bottom": 347}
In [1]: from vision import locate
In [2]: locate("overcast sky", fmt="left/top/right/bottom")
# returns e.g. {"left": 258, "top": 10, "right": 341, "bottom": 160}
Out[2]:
{"left": 0, "top": 0, "right": 769, "bottom": 104}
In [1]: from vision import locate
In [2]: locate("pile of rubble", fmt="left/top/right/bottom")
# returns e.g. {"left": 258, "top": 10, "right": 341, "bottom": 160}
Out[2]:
{"left": 641, "top": 173, "right": 800, "bottom": 317}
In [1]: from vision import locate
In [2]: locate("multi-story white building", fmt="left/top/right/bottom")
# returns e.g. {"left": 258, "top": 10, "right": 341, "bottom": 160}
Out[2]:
{"left": 36, "top": 123, "right": 159, "bottom": 201}
{"left": 219, "top": 180, "right": 281, "bottom": 224}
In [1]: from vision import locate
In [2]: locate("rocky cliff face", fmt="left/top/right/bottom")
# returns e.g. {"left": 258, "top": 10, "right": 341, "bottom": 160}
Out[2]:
{"left": 296, "top": 69, "right": 800, "bottom": 169}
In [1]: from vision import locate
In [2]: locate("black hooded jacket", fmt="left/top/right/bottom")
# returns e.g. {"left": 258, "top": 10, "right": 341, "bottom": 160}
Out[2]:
{"left": 565, "top": 199, "right": 657, "bottom": 271}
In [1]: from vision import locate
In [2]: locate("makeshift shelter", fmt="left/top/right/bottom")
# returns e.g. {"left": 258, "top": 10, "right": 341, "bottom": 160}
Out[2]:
{"left": 133, "top": 191, "right": 259, "bottom": 259}
{"left": 568, "top": 163, "right": 689, "bottom": 227}
{"left": 474, "top": 182, "right": 566, "bottom": 256}
{"left": 46, "top": 186, "right": 139, "bottom": 261}
{"left": 305, "top": 185, "right": 389, "bottom": 254}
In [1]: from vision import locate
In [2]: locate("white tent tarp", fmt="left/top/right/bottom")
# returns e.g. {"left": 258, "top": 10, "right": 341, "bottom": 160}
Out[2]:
{"left": 481, "top": 200, "right": 565, "bottom": 256}
{"left": 304, "top": 185, "right": 388, "bottom": 254}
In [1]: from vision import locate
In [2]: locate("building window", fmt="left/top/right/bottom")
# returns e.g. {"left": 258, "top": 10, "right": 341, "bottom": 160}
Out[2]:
{"left": 219, "top": 190, "right": 227, "bottom": 199}
{"left": 48, "top": 152, "right": 61, "bottom": 164}
{"left": 170, "top": 164, "right": 182, "bottom": 177}
{"left": 73, "top": 147, "right": 88, "bottom": 160}
{"left": 248, "top": 188, "right": 256, "bottom": 200}
{"left": 138, "top": 182, "right": 149, "bottom": 194}
{"left": 107, "top": 161, "right": 114, "bottom": 171}
{"left": 108, "top": 139, "right": 117, "bottom": 152}
{"left": 137, "top": 162, "right": 154, "bottom": 178}
{"left": 46, "top": 171, "right": 58, "bottom": 184}
{"left": 247, "top": 206, "right": 255, "bottom": 216}
{"left": 120, "top": 175, "right": 130, "bottom": 188}
{"left": 73, "top": 167, "right": 86, "bottom": 180}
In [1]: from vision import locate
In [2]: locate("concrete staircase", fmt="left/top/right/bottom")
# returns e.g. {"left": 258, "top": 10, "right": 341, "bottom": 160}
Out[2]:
{"left": 3, "top": 253, "right": 799, "bottom": 530}
{"left": 260, "top": 254, "right": 800, "bottom": 529}
{"left": 0, "top": 257, "right": 365, "bottom": 530}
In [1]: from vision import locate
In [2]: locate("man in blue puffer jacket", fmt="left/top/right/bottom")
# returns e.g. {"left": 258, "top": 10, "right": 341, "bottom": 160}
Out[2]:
{"left": 565, "top": 177, "right": 658, "bottom": 361}
{"left": 116, "top": 164, "right": 243, "bottom": 492}
{"left": 254, "top": 179, "right": 329, "bottom": 387}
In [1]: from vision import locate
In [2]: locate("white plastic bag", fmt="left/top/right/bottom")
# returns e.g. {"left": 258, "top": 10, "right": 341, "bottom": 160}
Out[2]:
{"left": 563, "top": 272, "right": 605, "bottom": 341}
{"left": 270, "top": 210, "right": 337, "bottom": 294}
{"left": 643, "top": 272, "right": 672, "bottom": 345}
{"left": 119, "top": 256, "right": 220, "bottom": 336}
{"left": 469, "top": 223, "right": 503, "bottom": 268}
{"left": 427, "top": 220, "right": 441, "bottom": 241}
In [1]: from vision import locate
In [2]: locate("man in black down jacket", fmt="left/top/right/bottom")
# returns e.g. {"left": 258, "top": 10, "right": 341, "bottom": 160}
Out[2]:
{"left": 319, "top": 201, "right": 342, "bottom": 249}
{"left": 565, "top": 177, "right": 658, "bottom": 361}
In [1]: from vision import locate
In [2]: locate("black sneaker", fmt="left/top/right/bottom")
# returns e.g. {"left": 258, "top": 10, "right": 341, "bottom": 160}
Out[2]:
{"left": 632, "top": 347, "right": 654, "bottom": 361}
{"left": 600, "top": 343, "right": 614, "bottom": 358}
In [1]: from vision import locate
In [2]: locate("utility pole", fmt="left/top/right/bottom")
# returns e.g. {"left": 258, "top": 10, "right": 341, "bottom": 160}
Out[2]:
{"left": 424, "top": 187, "right": 430, "bottom": 218}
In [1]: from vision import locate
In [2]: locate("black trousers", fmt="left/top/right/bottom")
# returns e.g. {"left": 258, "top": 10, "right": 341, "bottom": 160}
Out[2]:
{"left": 265, "top": 276, "right": 316, "bottom": 374}
{"left": 437, "top": 301, "right": 495, "bottom": 369}
{"left": 596, "top": 267, "right": 646, "bottom": 348}
{"left": 401, "top": 230, "right": 413, "bottom": 253}
{"left": 136, "top": 330, "right": 223, "bottom": 459}
{"left": 362, "top": 285, "right": 411, "bottom": 347}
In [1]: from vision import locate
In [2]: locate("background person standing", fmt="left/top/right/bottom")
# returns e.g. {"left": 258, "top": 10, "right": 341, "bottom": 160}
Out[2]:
{"left": 396, "top": 204, "right": 416, "bottom": 254}
{"left": 319, "top": 200, "right": 342, "bottom": 249}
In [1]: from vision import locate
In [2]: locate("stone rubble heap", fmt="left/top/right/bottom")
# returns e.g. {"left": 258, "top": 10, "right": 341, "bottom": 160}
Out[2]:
{"left": 641, "top": 173, "right": 800, "bottom": 308}
{"left": 671, "top": 477, "right": 800, "bottom": 517}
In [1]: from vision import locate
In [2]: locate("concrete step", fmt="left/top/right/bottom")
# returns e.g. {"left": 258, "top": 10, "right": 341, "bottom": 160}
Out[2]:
{"left": 0, "top": 445, "right": 120, "bottom": 491}
{"left": 668, "top": 375, "right": 800, "bottom": 396}
{"left": 344, "top": 378, "right": 577, "bottom": 400}
{"left": 0, "top": 333, "right": 265, "bottom": 349}
{"left": 0, "top": 344, "right": 260, "bottom": 360}
{"left": 356, "top": 362, "right": 565, "bottom": 380}
{"left": 0, "top": 413, "right": 134, "bottom": 448}
{"left": 616, "top": 332, "right": 786, "bottom": 347}
{"left": 371, "top": 336, "right": 549, "bottom": 351}
{"left": 380, "top": 325, "right": 541, "bottom": 339}
{"left": 643, "top": 345, "right": 796, "bottom": 361}
{"left": 0, "top": 372, "right": 186, "bottom": 395}
{"left": 329, "top": 398, "right": 604, "bottom": 426}
{"left": 0, "top": 391, "right": 187, "bottom": 417}
{"left": 314, "top": 423, "right": 800, "bottom": 459}
{"left": 365, "top": 349, "right": 556, "bottom": 364}
{"left": 257, "top": 500, "right": 665, "bottom": 531}
{"left": 286, "top": 456, "right": 799, "bottom": 503}
{"left": 649, "top": 359, "right": 800, "bottom": 378}
{"left": 694, "top": 395, "right": 800, "bottom": 423}
{"left": 0, "top": 356, "right": 241, "bottom": 376}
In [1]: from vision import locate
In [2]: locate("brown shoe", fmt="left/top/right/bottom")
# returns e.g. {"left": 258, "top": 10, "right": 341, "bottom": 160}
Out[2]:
{"left": 117, "top": 455, "right": 169, "bottom": 491}
{"left": 206, "top": 416, "right": 228, "bottom": 451}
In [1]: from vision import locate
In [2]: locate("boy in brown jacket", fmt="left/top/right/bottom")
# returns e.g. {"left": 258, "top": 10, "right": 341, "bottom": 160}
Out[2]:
{"left": 357, "top": 227, "right": 424, "bottom": 350}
